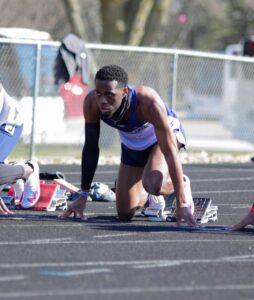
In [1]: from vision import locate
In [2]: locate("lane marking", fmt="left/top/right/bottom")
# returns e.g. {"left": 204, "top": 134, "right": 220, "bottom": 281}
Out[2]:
{"left": 0, "top": 238, "right": 253, "bottom": 246}
{"left": 28, "top": 238, "right": 73, "bottom": 243}
{"left": 187, "top": 168, "right": 254, "bottom": 173}
{"left": 0, "top": 284, "right": 254, "bottom": 298}
{"left": 40, "top": 268, "right": 111, "bottom": 277}
{"left": 192, "top": 177, "right": 254, "bottom": 182}
{"left": 94, "top": 233, "right": 137, "bottom": 238}
{"left": 0, "top": 224, "right": 84, "bottom": 228}
{"left": 1, "top": 255, "right": 254, "bottom": 270}
{"left": 0, "top": 275, "right": 27, "bottom": 282}
{"left": 193, "top": 189, "right": 254, "bottom": 194}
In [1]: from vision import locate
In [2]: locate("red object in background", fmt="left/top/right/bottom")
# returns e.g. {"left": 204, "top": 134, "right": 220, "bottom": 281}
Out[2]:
{"left": 60, "top": 74, "right": 88, "bottom": 118}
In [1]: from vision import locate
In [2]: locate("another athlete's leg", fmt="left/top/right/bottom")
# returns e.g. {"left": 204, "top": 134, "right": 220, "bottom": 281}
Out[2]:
{"left": 116, "top": 163, "right": 147, "bottom": 221}
{"left": 0, "top": 163, "right": 34, "bottom": 186}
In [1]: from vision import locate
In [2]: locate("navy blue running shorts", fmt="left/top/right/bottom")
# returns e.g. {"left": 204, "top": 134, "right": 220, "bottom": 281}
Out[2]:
{"left": 121, "top": 143, "right": 157, "bottom": 167}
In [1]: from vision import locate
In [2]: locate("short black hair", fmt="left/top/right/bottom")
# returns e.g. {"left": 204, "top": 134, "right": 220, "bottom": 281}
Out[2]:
{"left": 95, "top": 65, "right": 128, "bottom": 87}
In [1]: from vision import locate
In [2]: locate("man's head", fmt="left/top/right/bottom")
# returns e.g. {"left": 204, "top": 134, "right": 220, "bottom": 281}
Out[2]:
{"left": 94, "top": 65, "right": 129, "bottom": 117}
{"left": 95, "top": 65, "right": 128, "bottom": 87}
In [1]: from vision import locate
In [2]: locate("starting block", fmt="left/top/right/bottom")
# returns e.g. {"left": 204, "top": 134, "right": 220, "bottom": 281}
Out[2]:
{"left": 32, "top": 182, "right": 68, "bottom": 211}
{"left": 143, "top": 197, "right": 218, "bottom": 224}
{"left": 166, "top": 197, "right": 218, "bottom": 224}
{"left": 5, "top": 180, "right": 68, "bottom": 212}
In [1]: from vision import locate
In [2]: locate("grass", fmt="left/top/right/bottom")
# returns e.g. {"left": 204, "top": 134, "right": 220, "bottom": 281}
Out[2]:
{"left": 7, "top": 142, "right": 254, "bottom": 165}
{"left": 8, "top": 143, "right": 121, "bottom": 164}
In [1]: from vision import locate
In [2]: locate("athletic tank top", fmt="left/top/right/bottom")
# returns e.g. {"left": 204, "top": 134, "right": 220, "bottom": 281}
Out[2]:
{"left": 101, "top": 86, "right": 178, "bottom": 151}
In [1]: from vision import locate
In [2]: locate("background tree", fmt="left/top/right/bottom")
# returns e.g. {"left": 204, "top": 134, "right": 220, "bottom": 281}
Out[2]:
{"left": 0, "top": 0, "right": 254, "bottom": 52}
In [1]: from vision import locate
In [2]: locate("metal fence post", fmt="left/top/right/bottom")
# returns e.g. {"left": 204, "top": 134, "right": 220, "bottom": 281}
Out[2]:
{"left": 29, "top": 42, "right": 41, "bottom": 160}
{"left": 171, "top": 51, "right": 179, "bottom": 111}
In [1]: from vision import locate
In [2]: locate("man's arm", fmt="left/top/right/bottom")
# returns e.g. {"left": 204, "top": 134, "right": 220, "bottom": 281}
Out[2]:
{"left": 81, "top": 122, "right": 100, "bottom": 191}
{"left": 61, "top": 91, "right": 100, "bottom": 220}
{"left": 138, "top": 86, "right": 196, "bottom": 225}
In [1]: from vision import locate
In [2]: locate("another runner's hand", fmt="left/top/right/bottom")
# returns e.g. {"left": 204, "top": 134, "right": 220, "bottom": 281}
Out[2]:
{"left": 0, "top": 198, "right": 13, "bottom": 215}
{"left": 231, "top": 211, "right": 254, "bottom": 230}
{"left": 60, "top": 196, "right": 87, "bottom": 221}
{"left": 176, "top": 206, "right": 197, "bottom": 227}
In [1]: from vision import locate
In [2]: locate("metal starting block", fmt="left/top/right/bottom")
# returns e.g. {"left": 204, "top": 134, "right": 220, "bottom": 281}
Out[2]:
{"left": 166, "top": 197, "right": 218, "bottom": 224}
{"left": 142, "top": 197, "right": 218, "bottom": 224}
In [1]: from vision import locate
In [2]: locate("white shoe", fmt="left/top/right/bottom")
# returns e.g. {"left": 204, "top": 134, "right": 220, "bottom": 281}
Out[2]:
{"left": 13, "top": 179, "right": 24, "bottom": 205}
{"left": 183, "top": 174, "right": 195, "bottom": 215}
{"left": 141, "top": 194, "right": 166, "bottom": 217}
{"left": 20, "top": 161, "right": 40, "bottom": 209}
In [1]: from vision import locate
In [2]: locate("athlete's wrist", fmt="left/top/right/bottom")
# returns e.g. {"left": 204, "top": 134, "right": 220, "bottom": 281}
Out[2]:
{"left": 79, "top": 190, "right": 90, "bottom": 197}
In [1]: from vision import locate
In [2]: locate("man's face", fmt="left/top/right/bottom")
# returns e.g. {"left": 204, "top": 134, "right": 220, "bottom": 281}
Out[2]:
{"left": 94, "top": 79, "right": 128, "bottom": 117}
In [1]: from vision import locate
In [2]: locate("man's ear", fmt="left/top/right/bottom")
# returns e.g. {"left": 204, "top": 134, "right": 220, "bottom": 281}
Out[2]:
{"left": 123, "top": 86, "right": 129, "bottom": 96}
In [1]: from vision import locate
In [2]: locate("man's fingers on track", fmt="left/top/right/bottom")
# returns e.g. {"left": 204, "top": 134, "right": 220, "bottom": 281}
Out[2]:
{"left": 59, "top": 209, "right": 73, "bottom": 219}
{"left": 187, "top": 216, "right": 198, "bottom": 227}
{"left": 231, "top": 221, "right": 247, "bottom": 231}
{"left": 0, "top": 200, "right": 13, "bottom": 214}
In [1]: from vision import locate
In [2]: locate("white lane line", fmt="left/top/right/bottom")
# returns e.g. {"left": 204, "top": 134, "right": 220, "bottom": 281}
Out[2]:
{"left": 192, "top": 177, "right": 254, "bottom": 182}
{"left": 0, "top": 255, "right": 254, "bottom": 270}
{"left": 188, "top": 169, "right": 254, "bottom": 173}
{"left": 215, "top": 203, "right": 251, "bottom": 206}
{"left": 133, "top": 261, "right": 182, "bottom": 268}
{"left": 222, "top": 254, "right": 254, "bottom": 260}
{"left": 0, "top": 275, "right": 27, "bottom": 282}
{"left": 27, "top": 238, "right": 73, "bottom": 243}
{"left": 40, "top": 268, "right": 111, "bottom": 277}
{"left": 0, "top": 224, "right": 84, "bottom": 228}
{"left": 94, "top": 233, "right": 137, "bottom": 238}
{"left": 0, "top": 284, "right": 254, "bottom": 298}
{"left": 63, "top": 170, "right": 117, "bottom": 175}
{"left": 0, "top": 238, "right": 253, "bottom": 246}
{"left": 0, "top": 255, "right": 254, "bottom": 269}
{"left": 193, "top": 189, "right": 254, "bottom": 194}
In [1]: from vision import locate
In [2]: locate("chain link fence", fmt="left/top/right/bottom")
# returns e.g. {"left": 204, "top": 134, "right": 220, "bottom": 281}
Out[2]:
{"left": 1, "top": 38, "right": 254, "bottom": 163}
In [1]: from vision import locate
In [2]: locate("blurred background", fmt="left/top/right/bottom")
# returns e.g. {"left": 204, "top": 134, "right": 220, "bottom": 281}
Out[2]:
{"left": 0, "top": 0, "right": 254, "bottom": 164}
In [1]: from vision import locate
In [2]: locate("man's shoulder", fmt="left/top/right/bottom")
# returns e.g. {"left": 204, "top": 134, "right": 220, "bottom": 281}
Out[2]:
{"left": 135, "top": 85, "right": 159, "bottom": 105}
{"left": 84, "top": 89, "right": 100, "bottom": 121}
{"left": 135, "top": 85, "right": 156, "bottom": 97}
{"left": 85, "top": 89, "right": 95, "bottom": 100}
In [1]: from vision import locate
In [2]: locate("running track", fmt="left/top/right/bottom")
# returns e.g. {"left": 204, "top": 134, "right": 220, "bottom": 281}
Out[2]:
{"left": 0, "top": 163, "right": 254, "bottom": 300}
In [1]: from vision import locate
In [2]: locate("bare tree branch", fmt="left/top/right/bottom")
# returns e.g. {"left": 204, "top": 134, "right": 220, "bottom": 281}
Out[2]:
{"left": 128, "top": 0, "right": 155, "bottom": 46}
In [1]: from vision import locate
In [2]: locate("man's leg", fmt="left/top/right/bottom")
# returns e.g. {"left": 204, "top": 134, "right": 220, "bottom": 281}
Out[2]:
{"left": 116, "top": 163, "right": 147, "bottom": 221}
{"left": 142, "top": 144, "right": 173, "bottom": 195}
{"left": 142, "top": 144, "right": 194, "bottom": 215}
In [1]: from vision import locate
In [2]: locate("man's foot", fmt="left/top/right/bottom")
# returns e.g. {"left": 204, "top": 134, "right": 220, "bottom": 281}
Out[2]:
{"left": 141, "top": 175, "right": 194, "bottom": 221}
{"left": 141, "top": 194, "right": 166, "bottom": 219}
{"left": 20, "top": 161, "right": 40, "bottom": 209}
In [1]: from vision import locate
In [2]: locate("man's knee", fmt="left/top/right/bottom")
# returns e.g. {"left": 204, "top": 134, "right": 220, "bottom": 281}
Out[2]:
{"left": 117, "top": 210, "right": 135, "bottom": 221}
{"left": 142, "top": 176, "right": 162, "bottom": 195}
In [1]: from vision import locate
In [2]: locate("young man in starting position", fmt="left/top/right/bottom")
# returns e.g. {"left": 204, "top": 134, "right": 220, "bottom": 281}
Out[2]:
{"left": 62, "top": 64, "right": 196, "bottom": 226}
